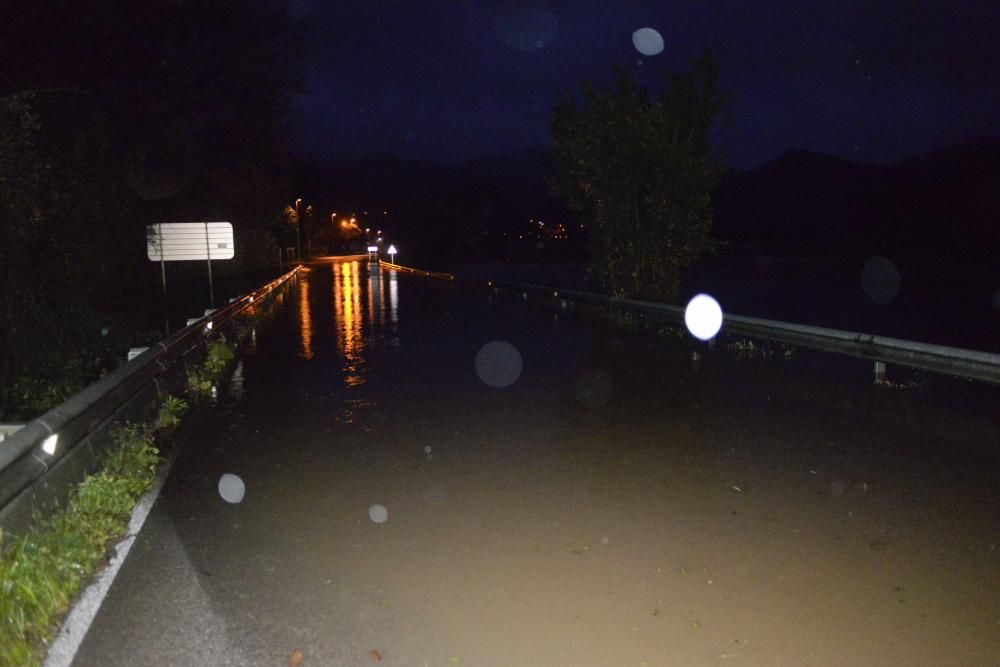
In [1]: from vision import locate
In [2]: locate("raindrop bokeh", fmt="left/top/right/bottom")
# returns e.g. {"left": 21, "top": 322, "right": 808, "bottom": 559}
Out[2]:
{"left": 684, "top": 294, "right": 724, "bottom": 341}
{"left": 218, "top": 473, "right": 245, "bottom": 504}
{"left": 475, "top": 340, "right": 523, "bottom": 388}
{"left": 287, "top": 0, "right": 312, "bottom": 21}
{"left": 368, "top": 504, "right": 389, "bottom": 523}
{"left": 861, "top": 255, "right": 901, "bottom": 305}
{"left": 632, "top": 27, "right": 664, "bottom": 56}
{"left": 493, "top": 0, "right": 558, "bottom": 52}
{"left": 574, "top": 368, "right": 614, "bottom": 408}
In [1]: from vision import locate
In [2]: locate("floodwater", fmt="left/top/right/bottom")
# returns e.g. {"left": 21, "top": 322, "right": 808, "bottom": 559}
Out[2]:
{"left": 74, "top": 257, "right": 999, "bottom": 666}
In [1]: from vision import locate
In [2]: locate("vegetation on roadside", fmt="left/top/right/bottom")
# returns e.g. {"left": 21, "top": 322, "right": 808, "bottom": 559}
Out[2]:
{"left": 0, "top": 418, "right": 163, "bottom": 666}
{"left": 186, "top": 335, "right": 236, "bottom": 398}
{"left": 156, "top": 395, "right": 189, "bottom": 431}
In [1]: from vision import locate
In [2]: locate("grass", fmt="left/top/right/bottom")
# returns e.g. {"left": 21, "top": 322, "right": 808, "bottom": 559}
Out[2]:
{"left": 0, "top": 416, "right": 164, "bottom": 665}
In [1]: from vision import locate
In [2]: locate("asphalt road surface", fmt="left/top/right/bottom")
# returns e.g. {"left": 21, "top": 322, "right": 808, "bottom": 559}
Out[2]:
{"left": 72, "top": 257, "right": 999, "bottom": 666}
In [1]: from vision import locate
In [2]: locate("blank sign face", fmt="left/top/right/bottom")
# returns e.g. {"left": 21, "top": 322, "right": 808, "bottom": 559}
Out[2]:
{"left": 147, "top": 222, "right": 235, "bottom": 261}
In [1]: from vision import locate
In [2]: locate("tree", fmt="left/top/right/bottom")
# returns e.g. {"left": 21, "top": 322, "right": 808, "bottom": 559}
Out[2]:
{"left": 550, "top": 53, "right": 727, "bottom": 300}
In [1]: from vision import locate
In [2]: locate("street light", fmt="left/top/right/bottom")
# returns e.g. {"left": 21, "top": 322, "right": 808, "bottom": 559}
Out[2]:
{"left": 294, "top": 198, "right": 302, "bottom": 260}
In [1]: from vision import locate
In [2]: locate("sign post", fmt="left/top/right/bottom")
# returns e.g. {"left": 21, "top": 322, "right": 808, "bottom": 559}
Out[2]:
{"left": 147, "top": 222, "right": 235, "bottom": 322}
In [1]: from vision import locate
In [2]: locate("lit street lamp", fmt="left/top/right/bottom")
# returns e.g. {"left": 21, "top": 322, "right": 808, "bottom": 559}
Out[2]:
{"left": 294, "top": 198, "right": 302, "bottom": 260}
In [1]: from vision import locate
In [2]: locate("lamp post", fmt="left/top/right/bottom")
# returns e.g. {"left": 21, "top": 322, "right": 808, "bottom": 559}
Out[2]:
{"left": 294, "top": 198, "right": 302, "bottom": 260}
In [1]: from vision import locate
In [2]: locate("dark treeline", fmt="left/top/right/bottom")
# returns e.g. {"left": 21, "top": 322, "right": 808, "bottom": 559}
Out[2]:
{"left": 0, "top": 0, "right": 303, "bottom": 419}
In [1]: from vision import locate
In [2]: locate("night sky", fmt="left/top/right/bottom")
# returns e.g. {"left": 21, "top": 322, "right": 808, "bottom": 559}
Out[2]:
{"left": 287, "top": 0, "right": 999, "bottom": 168}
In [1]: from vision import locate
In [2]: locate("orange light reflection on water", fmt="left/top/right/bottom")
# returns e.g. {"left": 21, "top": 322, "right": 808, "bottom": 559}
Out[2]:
{"left": 335, "top": 261, "right": 365, "bottom": 386}
{"left": 298, "top": 268, "right": 313, "bottom": 360}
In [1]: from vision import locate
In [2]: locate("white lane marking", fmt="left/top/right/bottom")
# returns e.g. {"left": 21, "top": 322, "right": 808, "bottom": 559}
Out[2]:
{"left": 43, "top": 456, "right": 174, "bottom": 667}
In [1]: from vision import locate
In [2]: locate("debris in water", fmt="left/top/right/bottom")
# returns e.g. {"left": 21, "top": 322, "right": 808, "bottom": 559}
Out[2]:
{"left": 369, "top": 649, "right": 382, "bottom": 661}
{"left": 289, "top": 648, "right": 305, "bottom": 667}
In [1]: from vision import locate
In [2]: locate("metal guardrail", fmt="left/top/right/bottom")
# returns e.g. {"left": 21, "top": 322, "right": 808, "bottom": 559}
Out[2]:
{"left": 379, "top": 260, "right": 1000, "bottom": 385}
{"left": 0, "top": 267, "right": 301, "bottom": 535}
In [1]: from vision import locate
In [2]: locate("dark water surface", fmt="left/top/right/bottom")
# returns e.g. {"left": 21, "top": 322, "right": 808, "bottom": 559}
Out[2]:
{"left": 73, "top": 258, "right": 999, "bottom": 666}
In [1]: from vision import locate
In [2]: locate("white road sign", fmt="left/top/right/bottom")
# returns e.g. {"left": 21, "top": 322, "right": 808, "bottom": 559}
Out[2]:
{"left": 147, "top": 222, "right": 235, "bottom": 261}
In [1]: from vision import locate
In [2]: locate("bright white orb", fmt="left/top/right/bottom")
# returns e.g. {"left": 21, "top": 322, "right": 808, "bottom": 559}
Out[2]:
{"left": 684, "top": 294, "right": 723, "bottom": 341}
{"left": 218, "top": 474, "right": 245, "bottom": 504}
{"left": 632, "top": 27, "right": 664, "bottom": 56}
{"left": 368, "top": 504, "right": 389, "bottom": 523}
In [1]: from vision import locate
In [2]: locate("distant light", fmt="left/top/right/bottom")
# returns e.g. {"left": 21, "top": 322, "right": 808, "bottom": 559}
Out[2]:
{"left": 632, "top": 27, "right": 664, "bottom": 56}
{"left": 218, "top": 474, "right": 246, "bottom": 503}
{"left": 685, "top": 293, "right": 724, "bottom": 340}
{"left": 369, "top": 504, "right": 389, "bottom": 523}
{"left": 367, "top": 245, "right": 378, "bottom": 252}
{"left": 206, "top": 321, "right": 213, "bottom": 330}
{"left": 42, "top": 433, "right": 59, "bottom": 456}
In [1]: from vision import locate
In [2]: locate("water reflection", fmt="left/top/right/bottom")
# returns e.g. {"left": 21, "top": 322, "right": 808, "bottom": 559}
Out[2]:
{"left": 333, "top": 261, "right": 365, "bottom": 386}
{"left": 296, "top": 260, "right": 401, "bottom": 388}
{"left": 389, "top": 269, "right": 398, "bottom": 324}
{"left": 299, "top": 267, "right": 314, "bottom": 360}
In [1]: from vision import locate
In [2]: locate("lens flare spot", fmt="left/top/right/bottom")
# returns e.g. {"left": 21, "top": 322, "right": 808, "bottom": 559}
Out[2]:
{"left": 475, "top": 340, "right": 523, "bottom": 388}
{"left": 574, "top": 368, "right": 614, "bottom": 408}
{"left": 218, "top": 474, "right": 245, "bottom": 504}
{"left": 862, "top": 255, "right": 901, "bottom": 304}
{"left": 684, "top": 294, "right": 723, "bottom": 341}
{"left": 493, "top": 0, "right": 558, "bottom": 52}
{"left": 287, "top": 0, "right": 312, "bottom": 21}
{"left": 369, "top": 504, "right": 389, "bottom": 523}
{"left": 632, "top": 27, "right": 664, "bottom": 56}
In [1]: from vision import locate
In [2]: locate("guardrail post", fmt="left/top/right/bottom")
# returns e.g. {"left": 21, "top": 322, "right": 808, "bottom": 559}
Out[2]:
{"left": 874, "top": 360, "right": 887, "bottom": 385}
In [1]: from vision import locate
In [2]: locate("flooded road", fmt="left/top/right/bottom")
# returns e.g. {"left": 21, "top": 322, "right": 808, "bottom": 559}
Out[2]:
{"left": 75, "top": 258, "right": 999, "bottom": 666}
